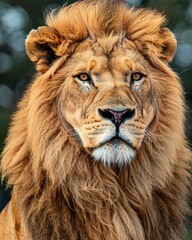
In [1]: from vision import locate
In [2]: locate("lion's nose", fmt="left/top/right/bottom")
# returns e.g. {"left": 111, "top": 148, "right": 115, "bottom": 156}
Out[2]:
{"left": 98, "top": 108, "right": 135, "bottom": 127}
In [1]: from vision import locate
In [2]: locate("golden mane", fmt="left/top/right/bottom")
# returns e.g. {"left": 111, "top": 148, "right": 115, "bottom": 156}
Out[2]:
{"left": 26, "top": 0, "right": 176, "bottom": 73}
{"left": 0, "top": 0, "right": 191, "bottom": 239}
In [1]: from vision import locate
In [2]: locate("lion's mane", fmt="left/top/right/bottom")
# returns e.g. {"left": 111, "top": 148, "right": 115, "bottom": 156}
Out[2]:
{"left": 1, "top": 0, "right": 191, "bottom": 240}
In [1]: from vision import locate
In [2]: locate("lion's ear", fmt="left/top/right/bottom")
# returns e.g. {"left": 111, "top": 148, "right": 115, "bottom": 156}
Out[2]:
{"left": 160, "top": 28, "right": 177, "bottom": 63}
{"left": 25, "top": 27, "right": 62, "bottom": 73}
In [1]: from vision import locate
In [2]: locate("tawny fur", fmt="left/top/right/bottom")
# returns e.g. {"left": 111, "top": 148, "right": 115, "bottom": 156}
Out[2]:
{"left": 0, "top": 0, "right": 191, "bottom": 240}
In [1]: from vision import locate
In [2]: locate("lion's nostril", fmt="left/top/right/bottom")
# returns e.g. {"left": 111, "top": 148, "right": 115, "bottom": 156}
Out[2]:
{"left": 98, "top": 108, "right": 135, "bottom": 127}
{"left": 122, "top": 109, "right": 135, "bottom": 122}
{"left": 98, "top": 109, "right": 114, "bottom": 121}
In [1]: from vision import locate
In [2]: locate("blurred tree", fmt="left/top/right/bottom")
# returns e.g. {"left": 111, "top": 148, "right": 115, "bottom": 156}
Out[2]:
{"left": 0, "top": 0, "right": 191, "bottom": 238}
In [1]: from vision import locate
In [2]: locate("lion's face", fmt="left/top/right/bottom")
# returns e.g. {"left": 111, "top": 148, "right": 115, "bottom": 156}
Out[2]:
{"left": 58, "top": 40, "right": 155, "bottom": 166}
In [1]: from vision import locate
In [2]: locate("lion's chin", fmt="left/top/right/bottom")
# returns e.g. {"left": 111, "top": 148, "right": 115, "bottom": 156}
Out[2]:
{"left": 92, "top": 139, "right": 135, "bottom": 167}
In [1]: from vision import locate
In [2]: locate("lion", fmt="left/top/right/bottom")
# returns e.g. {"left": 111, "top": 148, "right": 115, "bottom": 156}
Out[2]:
{"left": 0, "top": 0, "right": 191, "bottom": 239}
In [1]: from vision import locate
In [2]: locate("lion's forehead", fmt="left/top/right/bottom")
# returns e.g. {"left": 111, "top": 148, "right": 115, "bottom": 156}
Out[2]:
{"left": 70, "top": 41, "right": 148, "bottom": 76}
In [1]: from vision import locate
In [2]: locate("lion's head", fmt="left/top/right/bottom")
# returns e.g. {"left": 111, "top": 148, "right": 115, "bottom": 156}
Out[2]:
{"left": 25, "top": 0, "right": 177, "bottom": 167}
{"left": 1, "top": 1, "right": 190, "bottom": 239}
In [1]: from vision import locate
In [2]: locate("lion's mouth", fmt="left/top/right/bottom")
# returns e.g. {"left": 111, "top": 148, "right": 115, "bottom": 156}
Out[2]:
{"left": 92, "top": 134, "right": 136, "bottom": 165}
{"left": 99, "top": 135, "right": 136, "bottom": 150}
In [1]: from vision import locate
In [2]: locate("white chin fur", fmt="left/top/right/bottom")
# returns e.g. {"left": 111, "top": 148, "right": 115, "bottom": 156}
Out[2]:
{"left": 92, "top": 143, "right": 135, "bottom": 166}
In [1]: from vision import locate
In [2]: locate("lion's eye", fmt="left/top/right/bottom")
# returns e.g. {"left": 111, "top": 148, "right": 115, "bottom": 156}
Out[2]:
{"left": 131, "top": 72, "right": 144, "bottom": 82}
{"left": 76, "top": 73, "right": 91, "bottom": 82}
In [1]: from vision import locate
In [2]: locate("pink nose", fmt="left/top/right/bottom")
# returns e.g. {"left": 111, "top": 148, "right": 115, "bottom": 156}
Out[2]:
{"left": 98, "top": 108, "right": 135, "bottom": 127}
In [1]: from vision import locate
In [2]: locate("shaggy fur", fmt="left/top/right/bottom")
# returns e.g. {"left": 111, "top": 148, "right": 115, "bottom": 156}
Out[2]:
{"left": 0, "top": 0, "right": 191, "bottom": 239}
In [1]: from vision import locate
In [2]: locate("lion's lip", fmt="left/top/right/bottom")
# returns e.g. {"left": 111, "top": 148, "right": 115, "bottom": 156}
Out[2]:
{"left": 98, "top": 135, "right": 136, "bottom": 150}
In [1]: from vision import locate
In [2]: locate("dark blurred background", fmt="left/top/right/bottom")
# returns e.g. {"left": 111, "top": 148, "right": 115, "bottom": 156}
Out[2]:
{"left": 0, "top": 0, "right": 191, "bottom": 238}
